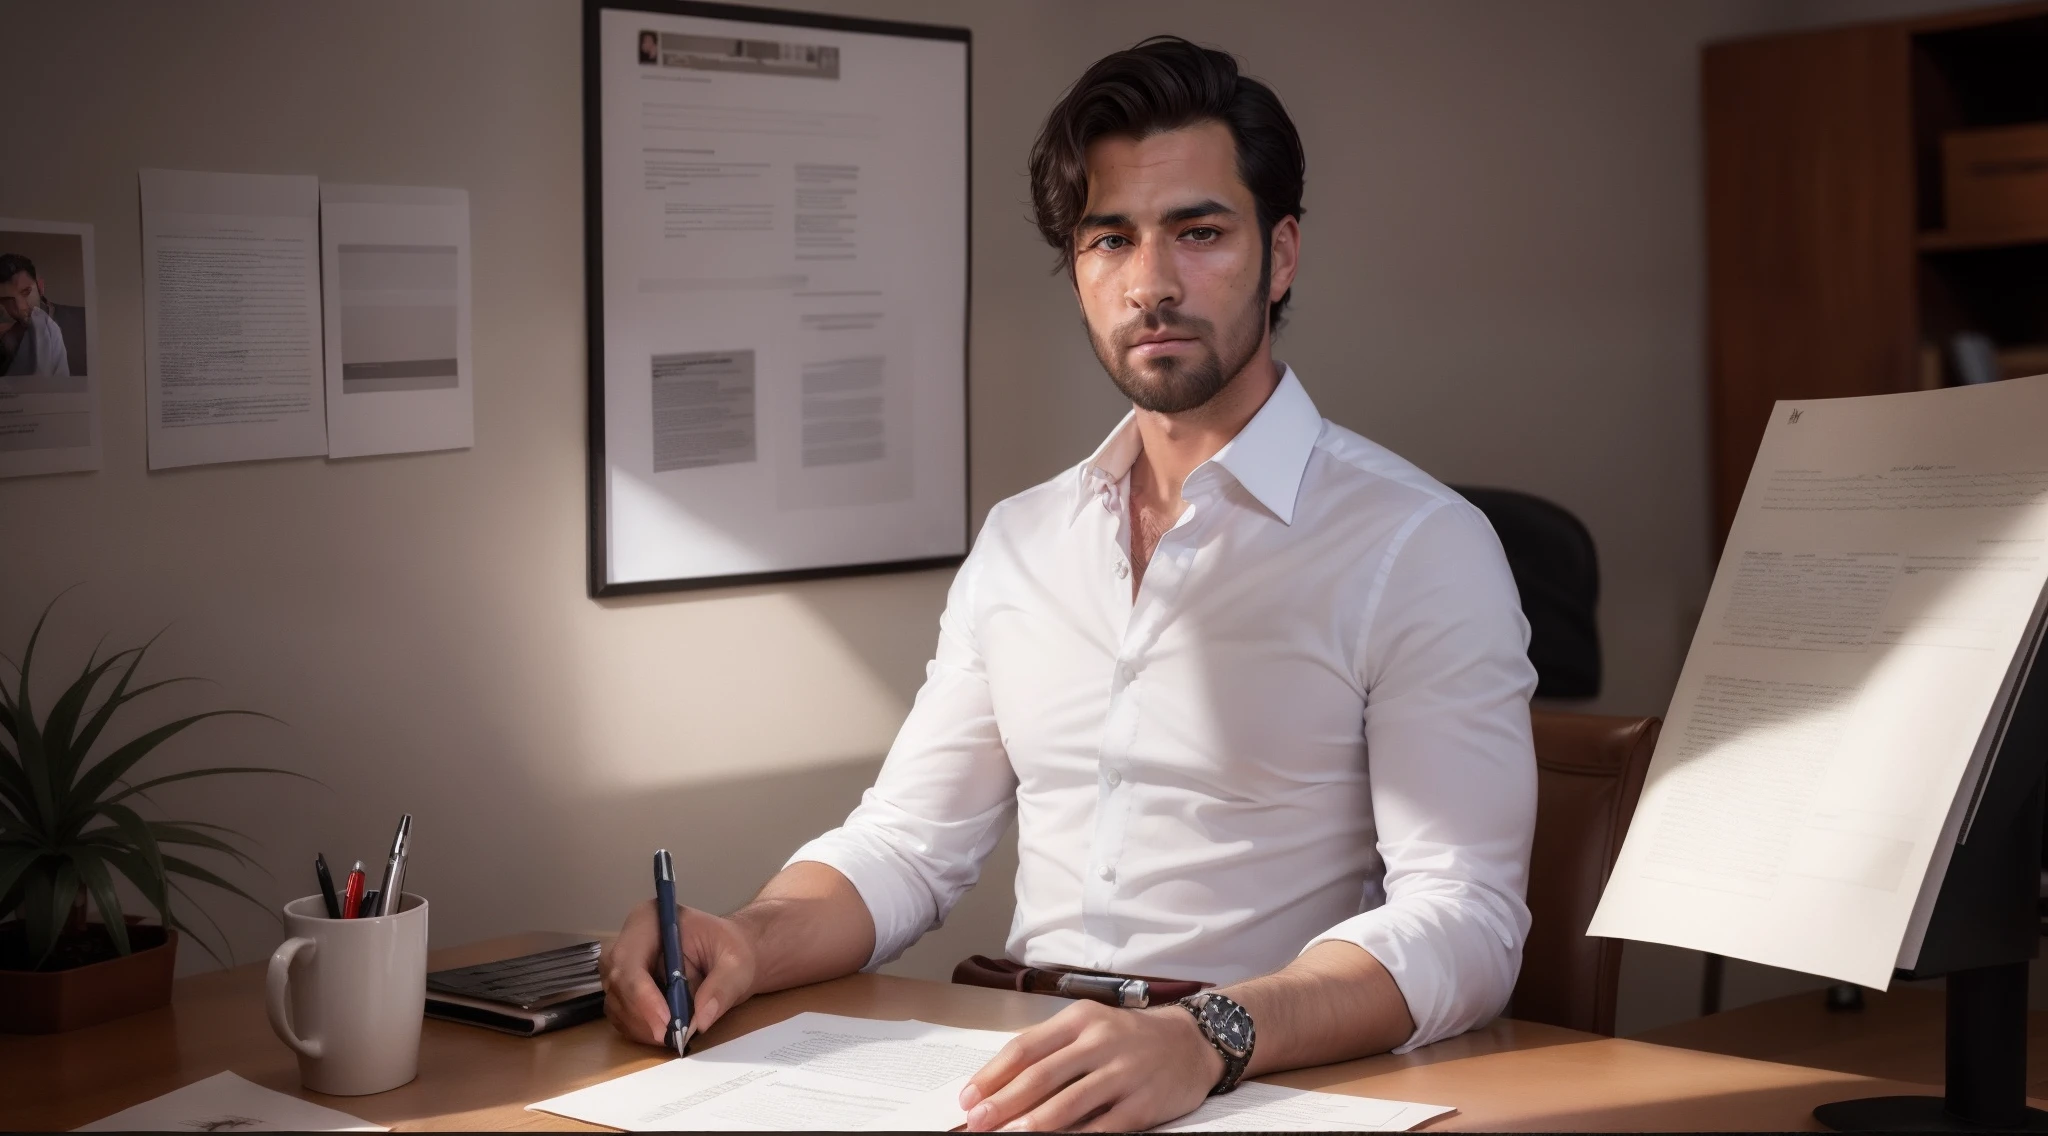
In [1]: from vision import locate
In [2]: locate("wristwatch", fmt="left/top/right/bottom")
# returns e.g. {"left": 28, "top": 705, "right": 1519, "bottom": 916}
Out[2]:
{"left": 1176, "top": 992, "right": 1255, "bottom": 1095}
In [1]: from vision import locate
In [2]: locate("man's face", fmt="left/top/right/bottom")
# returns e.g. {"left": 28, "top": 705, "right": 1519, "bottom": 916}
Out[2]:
{"left": 1071, "top": 120, "right": 1292, "bottom": 414}
{"left": 0, "top": 272, "right": 38, "bottom": 325}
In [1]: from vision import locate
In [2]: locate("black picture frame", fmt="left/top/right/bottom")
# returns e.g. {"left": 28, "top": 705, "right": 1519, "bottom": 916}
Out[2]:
{"left": 582, "top": 0, "right": 971, "bottom": 597}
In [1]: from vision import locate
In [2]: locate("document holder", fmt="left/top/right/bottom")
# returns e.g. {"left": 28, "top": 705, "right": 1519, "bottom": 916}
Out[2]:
{"left": 1814, "top": 646, "right": 2048, "bottom": 1132}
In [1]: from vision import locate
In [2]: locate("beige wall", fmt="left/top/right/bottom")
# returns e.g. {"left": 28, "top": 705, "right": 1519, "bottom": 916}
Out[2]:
{"left": 0, "top": 0, "right": 1969, "bottom": 1036}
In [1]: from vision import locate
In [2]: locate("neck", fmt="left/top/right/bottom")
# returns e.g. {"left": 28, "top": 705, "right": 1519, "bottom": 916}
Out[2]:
{"left": 1130, "top": 346, "right": 1282, "bottom": 510}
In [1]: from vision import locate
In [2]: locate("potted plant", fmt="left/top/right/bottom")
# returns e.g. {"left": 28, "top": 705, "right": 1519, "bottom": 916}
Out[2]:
{"left": 0, "top": 596, "right": 305, "bottom": 1033}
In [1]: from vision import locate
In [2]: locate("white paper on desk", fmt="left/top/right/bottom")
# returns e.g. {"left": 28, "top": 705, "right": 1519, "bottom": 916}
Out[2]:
{"left": 1589, "top": 376, "right": 2048, "bottom": 987}
{"left": 74, "top": 1070, "right": 385, "bottom": 1131}
{"left": 1151, "top": 1081, "right": 1455, "bottom": 1132}
{"left": 885, "top": 1076, "right": 1453, "bottom": 1133}
{"left": 141, "top": 169, "right": 328, "bottom": 469}
{"left": 319, "top": 184, "right": 473, "bottom": 458}
{"left": 526, "top": 1012, "right": 1015, "bottom": 1131}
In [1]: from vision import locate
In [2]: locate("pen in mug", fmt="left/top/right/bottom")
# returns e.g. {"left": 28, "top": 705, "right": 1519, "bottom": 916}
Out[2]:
{"left": 315, "top": 853, "right": 342, "bottom": 919}
{"left": 342, "top": 860, "right": 366, "bottom": 919}
{"left": 373, "top": 813, "right": 411, "bottom": 917}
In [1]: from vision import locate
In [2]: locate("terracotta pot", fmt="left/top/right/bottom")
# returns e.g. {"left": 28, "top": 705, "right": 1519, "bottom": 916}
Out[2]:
{"left": 0, "top": 918, "right": 178, "bottom": 1034}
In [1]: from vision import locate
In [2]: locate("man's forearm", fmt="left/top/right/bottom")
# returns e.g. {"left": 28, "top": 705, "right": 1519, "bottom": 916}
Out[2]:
{"left": 1219, "top": 941, "right": 1416, "bottom": 1077}
{"left": 729, "top": 861, "right": 878, "bottom": 995}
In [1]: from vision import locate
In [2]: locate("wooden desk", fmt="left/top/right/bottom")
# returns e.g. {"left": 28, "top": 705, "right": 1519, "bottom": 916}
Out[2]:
{"left": 1637, "top": 986, "right": 2048, "bottom": 1099}
{"left": 0, "top": 933, "right": 1975, "bottom": 1132}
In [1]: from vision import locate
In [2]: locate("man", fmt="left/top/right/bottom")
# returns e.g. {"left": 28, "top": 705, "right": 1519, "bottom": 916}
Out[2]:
{"left": 0, "top": 253, "right": 71, "bottom": 378}
{"left": 602, "top": 36, "right": 1536, "bottom": 1132}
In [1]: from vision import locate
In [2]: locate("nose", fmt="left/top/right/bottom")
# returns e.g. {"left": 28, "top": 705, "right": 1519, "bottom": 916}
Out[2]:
{"left": 1123, "top": 236, "right": 1182, "bottom": 316}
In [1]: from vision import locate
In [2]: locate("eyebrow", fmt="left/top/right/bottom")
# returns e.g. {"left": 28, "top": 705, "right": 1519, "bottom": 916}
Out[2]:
{"left": 1077, "top": 199, "right": 1238, "bottom": 232}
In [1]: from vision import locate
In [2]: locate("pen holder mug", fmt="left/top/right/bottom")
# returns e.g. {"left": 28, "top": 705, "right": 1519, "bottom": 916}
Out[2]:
{"left": 265, "top": 893, "right": 429, "bottom": 1095}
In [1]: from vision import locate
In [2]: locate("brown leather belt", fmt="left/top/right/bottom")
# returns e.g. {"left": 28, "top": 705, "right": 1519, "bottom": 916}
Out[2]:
{"left": 951, "top": 954, "right": 1209, "bottom": 1009}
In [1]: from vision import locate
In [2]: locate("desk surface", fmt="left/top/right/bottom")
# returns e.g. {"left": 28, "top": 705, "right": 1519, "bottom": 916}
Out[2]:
{"left": 1637, "top": 985, "right": 2048, "bottom": 1098}
{"left": 0, "top": 933, "right": 1976, "bottom": 1132}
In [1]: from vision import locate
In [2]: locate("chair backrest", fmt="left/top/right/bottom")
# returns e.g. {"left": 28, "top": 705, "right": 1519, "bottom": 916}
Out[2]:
{"left": 1512, "top": 710, "right": 1660, "bottom": 1036}
{"left": 1452, "top": 486, "right": 1601, "bottom": 700}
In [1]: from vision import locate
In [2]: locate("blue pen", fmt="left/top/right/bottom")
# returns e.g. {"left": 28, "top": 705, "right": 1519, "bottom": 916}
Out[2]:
{"left": 653, "top": 849, "right": 693, "bottom": 1053}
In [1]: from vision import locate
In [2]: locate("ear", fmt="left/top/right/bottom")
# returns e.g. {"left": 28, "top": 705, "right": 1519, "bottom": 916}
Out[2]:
{"left": 1267, "top": 215, "right": 1300, "bottom": 305}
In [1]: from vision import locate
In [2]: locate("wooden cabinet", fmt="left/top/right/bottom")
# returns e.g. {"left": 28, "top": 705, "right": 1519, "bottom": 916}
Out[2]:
{"left": 1703, "top": 2, "right": 2048, "bottom": 544}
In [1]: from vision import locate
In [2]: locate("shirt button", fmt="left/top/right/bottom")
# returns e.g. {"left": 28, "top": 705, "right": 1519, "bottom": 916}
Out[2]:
{"left": 1114, "top": 559, "right": 1129, "bottom": 579}
{"left": 1105, "top": 769, "right": 1122, "bottom": 787}
{"left": 1098, "top": 865, "right": 1116, "bottom": 883}
{"left": 1117, "top": 663, "right": 1134, "bottom": 684}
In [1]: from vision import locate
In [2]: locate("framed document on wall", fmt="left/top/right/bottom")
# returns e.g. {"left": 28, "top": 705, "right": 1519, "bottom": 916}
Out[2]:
{"left": 584, "top": 0, "right": 970, "bottom": 596}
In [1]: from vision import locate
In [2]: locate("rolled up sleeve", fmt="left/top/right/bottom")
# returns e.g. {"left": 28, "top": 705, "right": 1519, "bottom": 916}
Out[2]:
{"left": 1303, "top": 499, "right": 1538, "bottom": 1052}
{"left": 786, "top": 521, "right": 1019, "bottom": 968}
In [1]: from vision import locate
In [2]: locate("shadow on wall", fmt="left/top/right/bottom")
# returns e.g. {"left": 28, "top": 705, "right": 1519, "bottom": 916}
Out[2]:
{"left": 568, "top": 749, "right": 1021, "bottom": 984}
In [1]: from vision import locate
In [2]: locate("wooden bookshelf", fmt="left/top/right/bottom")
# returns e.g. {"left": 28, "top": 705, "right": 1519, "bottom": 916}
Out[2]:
{"left": 1703, "top": 1, "right": 2048, "bottom": 545}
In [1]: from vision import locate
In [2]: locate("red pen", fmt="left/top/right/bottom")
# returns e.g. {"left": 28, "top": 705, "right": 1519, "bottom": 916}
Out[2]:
{"left": 342, "top": 860, "right": 366, "bottom": 919}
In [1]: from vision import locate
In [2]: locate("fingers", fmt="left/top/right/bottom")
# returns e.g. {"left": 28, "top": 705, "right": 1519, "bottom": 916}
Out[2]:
{"left": 960, "top": 1005, "right": 1087, "bottom": 1113}
{"left": 1006, "top": 1069, "right": 1119, "bottom": 1133}
{"left": 680, "top": 906, "right": 755, "bottom": 1038}
{"left": 599, "top": 901, "right": 672, "bottom": 1046}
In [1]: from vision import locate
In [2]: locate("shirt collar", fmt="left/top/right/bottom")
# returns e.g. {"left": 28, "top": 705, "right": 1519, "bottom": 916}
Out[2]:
{"left": 1071, "top": 365, "right": 1323, "bottom": 526}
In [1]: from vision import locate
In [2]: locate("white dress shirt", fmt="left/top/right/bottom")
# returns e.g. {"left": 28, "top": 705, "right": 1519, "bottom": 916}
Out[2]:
{"left": 790, "top": 367, "right": 1538, "bottom": 1051}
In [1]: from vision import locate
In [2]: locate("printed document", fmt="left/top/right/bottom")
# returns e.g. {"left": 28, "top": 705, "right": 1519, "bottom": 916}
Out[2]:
{"left": 141, "top": 169, "right": 328, "bottom": 469}
{"left": 530, "top": 1011, "right": 1453, "bottom": 1132}
{"left": 595, "top": 9, "right": 967, "bottom": 585}
{"left": 319, "top": 184, "right": 473, "bottom": 458}
{"left": 1590, "top": 376, "right": 2048, "bottom": 986}
{"left": 74, "top": 1070, "right": 384, "bottom": 1131}
{"left": 528, "top": 1013, "right": 1012, "bottom": 1131}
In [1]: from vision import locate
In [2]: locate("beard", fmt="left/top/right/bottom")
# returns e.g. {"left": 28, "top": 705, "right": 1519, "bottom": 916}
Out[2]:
{"left": 1087, "top": 255, "right": 1270, "bottom": 415}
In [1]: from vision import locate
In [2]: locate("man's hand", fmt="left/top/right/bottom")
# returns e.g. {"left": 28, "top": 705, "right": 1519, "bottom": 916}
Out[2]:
{"left": 957, "top": 1000, "right": 1223, "bottom": 1132}
{"left": 599, "top": 899, "right": 759, "bottom": 1046}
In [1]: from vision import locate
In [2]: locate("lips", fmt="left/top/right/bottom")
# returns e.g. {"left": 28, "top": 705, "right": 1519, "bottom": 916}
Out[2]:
{"left": 1128, "top": 335, "right": 1196, "bottom": 352}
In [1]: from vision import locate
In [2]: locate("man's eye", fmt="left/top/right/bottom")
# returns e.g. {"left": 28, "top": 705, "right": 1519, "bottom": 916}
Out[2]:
{"left": 1184, "top": 227, "right": 1220, "bottom": 242}
{"left": 1091, "top": 234, "right": 1129, "bottom": 251}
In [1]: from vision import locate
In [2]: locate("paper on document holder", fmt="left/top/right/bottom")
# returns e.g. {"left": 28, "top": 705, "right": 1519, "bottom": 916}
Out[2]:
{"left": 1587, "top": 376, "right": 2048, "bottom": 988}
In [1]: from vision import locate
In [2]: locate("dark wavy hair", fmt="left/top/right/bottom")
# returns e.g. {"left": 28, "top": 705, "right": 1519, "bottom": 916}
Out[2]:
{"left": 1028, "top": 36, "right": 1306, "bottom": 332}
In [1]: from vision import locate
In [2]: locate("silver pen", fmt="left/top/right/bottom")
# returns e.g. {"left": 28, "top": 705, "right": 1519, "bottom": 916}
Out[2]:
{"left": 373, "top": 813, "right": 412, "bottom": 917}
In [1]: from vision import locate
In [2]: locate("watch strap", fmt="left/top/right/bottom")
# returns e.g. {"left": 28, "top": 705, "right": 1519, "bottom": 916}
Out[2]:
{"left": 1177, "top": 992, "right": 1253, "bottom": 1095}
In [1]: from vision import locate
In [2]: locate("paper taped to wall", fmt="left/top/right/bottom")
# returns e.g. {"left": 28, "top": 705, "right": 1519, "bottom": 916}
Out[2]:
{"left": 320, "top": 184, "right": 474, "bottom": 458}
{"left": 141, "top": 168, "right": 328, "bottom": 470}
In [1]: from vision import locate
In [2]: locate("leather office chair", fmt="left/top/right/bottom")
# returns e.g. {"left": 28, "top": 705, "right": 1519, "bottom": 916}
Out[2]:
{"left": 1511, "top": 710, "right": 1659, "bottom": 1036}
{"left": 1453, "top": 487, "right": 1601, "bottom": 700}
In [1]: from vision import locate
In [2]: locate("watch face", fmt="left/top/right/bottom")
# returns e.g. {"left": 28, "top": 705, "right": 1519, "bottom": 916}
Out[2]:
{"left": 1203, "top": 997, "right": 1254, "bottom": 1058}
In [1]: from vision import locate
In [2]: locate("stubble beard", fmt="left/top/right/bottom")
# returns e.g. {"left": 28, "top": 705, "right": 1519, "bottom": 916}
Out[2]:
{"left": 1088, "top": 257, "right": 1271, "bottom": 415}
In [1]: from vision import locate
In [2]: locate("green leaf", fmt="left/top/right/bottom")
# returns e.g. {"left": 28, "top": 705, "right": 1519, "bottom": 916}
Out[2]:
{"left": 22, "top": 856, "right": 78, "bottom": 968}
{"left": 101, "top": 763, "right": 314, "bottom": 811}
{"left": 162, "top": 853, "right": 272, "bottom": 922}
{"left": 144, "top": 821, "right": 262, "bottom": 872}
{"left": 64, "top": 711, "right": 278, "bottom": 833}
{"left": 91, "top": 841, "right": 169, "bottom": 928}
{"left": 0, "top": 735, "right": 33, "bottom": 827}
{"left": 73, "top": 672, "right": 209, "bottom": 791}
{"left": 92, "top": 802, "right": 172, "bottom": 915}
{"left": 14, "top": 598, "right": 58, "bottom": 836}
{"left": 0, "top": 843, "right": 44, "bottom": 918}
{"left": 65, "top": 635, "right": 156, "bottom": 764}
{"left": 41, "top": 647, "right": 132, "bottom": 797}
{"left": 71, "top": 849, "right": 129, "bottom": 956}
{"left": 163, "top": 876, "right": 233, "bottom": 970}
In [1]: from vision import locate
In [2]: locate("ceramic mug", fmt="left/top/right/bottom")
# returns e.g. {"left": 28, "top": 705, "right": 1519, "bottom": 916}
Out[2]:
{"left": 264, "top": 892, "right": 429, "bottom": 1096}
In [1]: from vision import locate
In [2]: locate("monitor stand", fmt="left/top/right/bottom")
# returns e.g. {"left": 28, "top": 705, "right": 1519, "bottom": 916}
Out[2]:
{"left": 1814, "top": 962, "right": 2047, "bottom": 1131}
